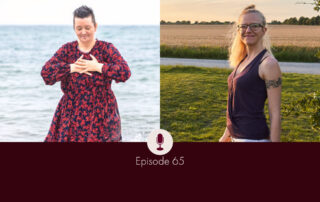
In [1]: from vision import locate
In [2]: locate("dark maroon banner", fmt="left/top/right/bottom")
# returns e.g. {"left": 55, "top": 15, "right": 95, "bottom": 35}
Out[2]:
{"left": 0, "top": 142, "right": 319, "bottom": 200}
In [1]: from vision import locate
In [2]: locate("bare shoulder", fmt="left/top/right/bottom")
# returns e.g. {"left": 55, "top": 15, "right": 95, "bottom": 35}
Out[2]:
{"left": 259, "top": 54, "right": 281, "bottom": 80}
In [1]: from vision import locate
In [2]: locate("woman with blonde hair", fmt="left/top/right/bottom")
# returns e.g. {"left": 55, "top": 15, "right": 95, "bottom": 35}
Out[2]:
{"left": 219, "top": 5, "right": 281, "bottom": 142}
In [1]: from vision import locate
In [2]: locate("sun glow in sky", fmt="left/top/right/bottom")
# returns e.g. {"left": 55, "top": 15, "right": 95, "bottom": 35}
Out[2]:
{"left": 1, "top": 0, "right": 318, "bottom": 25}
{"left": 1, "top": 0, "right": 159, "bottom": 25}
{"left": 161, "top": 0, "right": 318, "bottom": 23}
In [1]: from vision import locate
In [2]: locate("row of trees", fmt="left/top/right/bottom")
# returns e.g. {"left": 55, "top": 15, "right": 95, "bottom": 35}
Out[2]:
{"left": 281, "top": 16, "right": 320, "bottom": 25}
{"left": 161, "top": 15, "right": 320, "bottom": 25}
{"left": 160, "top": 20, "right": 232, "bottom": 25}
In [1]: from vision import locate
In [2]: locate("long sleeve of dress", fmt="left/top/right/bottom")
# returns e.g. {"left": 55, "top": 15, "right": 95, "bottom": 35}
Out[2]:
{"left": 41, "top": 45, "right": 70, "bottom": 85}
{"left": 102, "top": 43, "right": 131, "bottom": 83}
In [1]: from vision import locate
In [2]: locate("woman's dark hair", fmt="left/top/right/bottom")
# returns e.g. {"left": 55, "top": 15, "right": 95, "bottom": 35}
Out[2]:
{"left": 73, "top": 5, "right": 96, "bottom": 26}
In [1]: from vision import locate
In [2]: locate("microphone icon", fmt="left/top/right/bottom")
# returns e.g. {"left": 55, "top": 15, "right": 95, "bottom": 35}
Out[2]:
{"left": 156, "top": 133, "right": 164, "bottom": 151}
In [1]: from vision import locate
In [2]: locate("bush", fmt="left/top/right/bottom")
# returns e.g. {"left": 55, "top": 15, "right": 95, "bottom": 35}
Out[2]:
{"left": 160, "top": 45, "right": 320, "bottom": 62}
{"left": 316, "top": 50, "right": 320, "bottom": 60}
{"left": 284, "top": 91, "right": 320, "bottom": 132}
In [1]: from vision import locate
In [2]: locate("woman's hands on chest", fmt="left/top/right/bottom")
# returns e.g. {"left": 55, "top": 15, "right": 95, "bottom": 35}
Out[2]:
{"left": 70, "top": 54, "right": 104, "bottom": 76}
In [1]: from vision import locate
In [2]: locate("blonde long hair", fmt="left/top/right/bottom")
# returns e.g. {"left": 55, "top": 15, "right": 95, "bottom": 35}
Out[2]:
{"left": 229, "top": 5, "right": 272, "bottom": 68}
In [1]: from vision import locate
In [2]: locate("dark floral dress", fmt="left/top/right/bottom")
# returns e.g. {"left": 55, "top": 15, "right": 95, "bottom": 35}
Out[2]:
{"left": 41, "top": 40, "right": 131, "bottom": 142}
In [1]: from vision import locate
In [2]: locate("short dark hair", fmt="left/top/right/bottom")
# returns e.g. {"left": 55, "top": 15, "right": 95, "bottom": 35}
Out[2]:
{"left": 73, "top": 5, "right": 96, "bottom": 26}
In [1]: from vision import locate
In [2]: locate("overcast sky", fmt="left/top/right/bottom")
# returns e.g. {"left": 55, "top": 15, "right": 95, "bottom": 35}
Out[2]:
{"left": 1, "top": 0, "right": 159, "bottom": 25}
{"left": 161, "top": 0, "right": 318, "bottom": 22}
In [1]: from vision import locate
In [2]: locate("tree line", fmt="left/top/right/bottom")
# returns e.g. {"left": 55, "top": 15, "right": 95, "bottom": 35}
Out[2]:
{"left": 160, "top": 20, "right": 232, "bottom": 25}
{"left": 278, "top": 16, "right": 320, "bottom": 25}
{"left": 161, "top": 15, "right": 320, "bottom": 25}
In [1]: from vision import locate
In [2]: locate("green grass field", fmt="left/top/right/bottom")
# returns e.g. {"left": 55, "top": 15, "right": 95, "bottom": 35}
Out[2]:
{"left": 160, "top": 65, "right": 320, "bottom": 142}
{"left": 160, "top": 45, "right": 320, "bottom": 63}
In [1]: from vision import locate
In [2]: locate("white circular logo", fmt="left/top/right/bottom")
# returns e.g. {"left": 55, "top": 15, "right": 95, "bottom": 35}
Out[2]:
{"left": 147, "top": 129, "right": 173, "bottom": 155}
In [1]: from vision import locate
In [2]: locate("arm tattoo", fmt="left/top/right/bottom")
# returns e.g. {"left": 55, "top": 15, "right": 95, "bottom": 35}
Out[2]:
{"left": 265, "top": 77, "right": 282, "bottom": 89}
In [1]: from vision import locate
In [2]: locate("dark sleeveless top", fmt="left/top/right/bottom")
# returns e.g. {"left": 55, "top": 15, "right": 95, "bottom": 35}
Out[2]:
{"left": 227, "top": 49, "right": 269, "bottom": 140}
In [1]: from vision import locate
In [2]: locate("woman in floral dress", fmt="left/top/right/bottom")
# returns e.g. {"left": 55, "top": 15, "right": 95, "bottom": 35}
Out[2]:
{"left": 41, "top": 5, "right": 131, "bottom": 142}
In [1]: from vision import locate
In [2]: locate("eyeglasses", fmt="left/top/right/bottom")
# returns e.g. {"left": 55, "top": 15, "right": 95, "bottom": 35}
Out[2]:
{"left": 237, "top": 23, "right": 264, "bottom": 32}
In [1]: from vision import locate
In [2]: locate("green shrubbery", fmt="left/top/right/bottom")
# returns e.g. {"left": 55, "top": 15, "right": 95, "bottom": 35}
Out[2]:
{"left": 316, "top": 50, "right": 320, "bottom": 59}
{"left": 284, "top": 91, "right": 320, "bottom": 132}
{"left": 160, "top": 45, "right": 320, "bottom": 62}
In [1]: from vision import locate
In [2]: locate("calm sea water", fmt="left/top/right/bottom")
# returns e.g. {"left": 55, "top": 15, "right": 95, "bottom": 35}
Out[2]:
{"left": 0, "top": 25, "right": 159, "bottom": 142}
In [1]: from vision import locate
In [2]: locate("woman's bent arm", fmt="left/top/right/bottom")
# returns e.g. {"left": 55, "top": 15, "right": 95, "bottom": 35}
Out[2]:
{"left": 260, "top": 57, "right": 282, "bottom": 142}
{"left": 41, "top": 44, "right": 70, "bottom": 85}
{"left": 219, "top": 127, "right": 231, "bottom": 142}
{"left": 101, "top": 43, "right": 131, "bottom": 83}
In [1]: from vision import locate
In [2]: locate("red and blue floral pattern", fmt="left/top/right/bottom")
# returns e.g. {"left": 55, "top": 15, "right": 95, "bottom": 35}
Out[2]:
{"left": 41, "top": 40, "right": 131, "bottom": 142}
